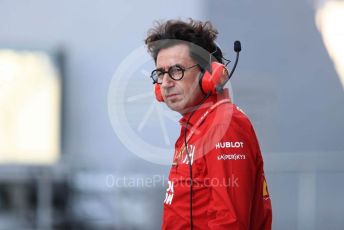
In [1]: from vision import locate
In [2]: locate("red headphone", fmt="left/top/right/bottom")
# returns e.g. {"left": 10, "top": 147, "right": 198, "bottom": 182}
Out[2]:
{"left": 154, "top": 62, "right": 228, "bottom": 102}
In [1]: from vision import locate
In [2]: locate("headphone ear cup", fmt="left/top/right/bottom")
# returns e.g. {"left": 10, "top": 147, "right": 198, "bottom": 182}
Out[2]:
{"left": 154, "top": 84, "right": 164, "bottom": 102}
{"left": 200, "top": 62, "right": 228, "bottom": 94}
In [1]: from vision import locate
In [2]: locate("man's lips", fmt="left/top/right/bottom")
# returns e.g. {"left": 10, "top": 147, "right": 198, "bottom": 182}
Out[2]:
{"left": 166, "top": 93, "right": 178, "bottom": 99}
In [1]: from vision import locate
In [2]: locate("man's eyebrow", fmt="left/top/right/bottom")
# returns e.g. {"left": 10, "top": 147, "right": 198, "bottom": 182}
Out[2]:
{"left": 156, "top": 64, "right": 182, "bottom": 70}
{"left": 172, "top": 64, "right": 183, "bottom": 68}
{"left": 154, "top": 67, "right": 165, "bottom": 71}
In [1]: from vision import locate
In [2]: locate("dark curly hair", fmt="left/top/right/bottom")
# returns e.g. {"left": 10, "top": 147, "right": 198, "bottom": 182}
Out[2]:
{"left": 144, "top": 19, "right": 223, "bottom": 71}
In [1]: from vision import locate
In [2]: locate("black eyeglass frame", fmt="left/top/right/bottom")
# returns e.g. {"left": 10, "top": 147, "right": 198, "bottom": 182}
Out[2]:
{"left": 150, "top": 64, "right": 199, "bottom": 84}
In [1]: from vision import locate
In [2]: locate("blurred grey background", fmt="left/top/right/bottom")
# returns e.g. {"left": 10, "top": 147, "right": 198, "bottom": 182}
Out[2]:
{"left": 0, "top": 0, "right": 344, "bottom": 229}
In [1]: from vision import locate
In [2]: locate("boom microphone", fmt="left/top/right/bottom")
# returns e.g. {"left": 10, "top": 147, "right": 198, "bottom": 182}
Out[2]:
{"left": 216, "top": 40, "right": 242, "bottom": 93}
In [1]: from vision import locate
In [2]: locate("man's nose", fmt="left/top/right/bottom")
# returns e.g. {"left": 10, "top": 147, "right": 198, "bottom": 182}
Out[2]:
{"left": 161, "top": 73, "right": 174, "bottom": 88}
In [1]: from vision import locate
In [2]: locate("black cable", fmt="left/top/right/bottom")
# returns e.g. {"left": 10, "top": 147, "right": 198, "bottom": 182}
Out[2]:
{"left": 184, "top": 92, "right": 211, "bottom": 230}
{"left": 222, "top": 56, "right": 231, "bottom": 67}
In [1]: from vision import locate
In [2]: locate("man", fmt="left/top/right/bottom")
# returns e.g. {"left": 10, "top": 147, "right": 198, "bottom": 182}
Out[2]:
{"left": 145, "top": 19, "right": 272, "bottom": 229}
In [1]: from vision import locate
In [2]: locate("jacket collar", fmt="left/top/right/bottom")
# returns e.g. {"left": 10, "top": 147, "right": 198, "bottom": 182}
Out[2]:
{"left": 178, "top": 88, "right": 231, "bottom": 128}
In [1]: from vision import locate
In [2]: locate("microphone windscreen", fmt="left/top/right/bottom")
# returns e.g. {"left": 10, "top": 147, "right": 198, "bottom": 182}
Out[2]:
{"left": 234, "top": 41, "right": 241, "bottom": 52}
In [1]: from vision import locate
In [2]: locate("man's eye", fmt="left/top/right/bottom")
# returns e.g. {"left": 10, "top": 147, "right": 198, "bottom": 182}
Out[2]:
{"left": 170, "top": 67, "right": 183, "bottom": 75}
{"left": 157, "top": 71, "right": 164, "bottom": 77}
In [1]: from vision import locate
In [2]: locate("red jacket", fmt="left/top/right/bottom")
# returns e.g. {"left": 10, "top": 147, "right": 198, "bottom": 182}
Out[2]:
{"left": 162, "top": 90, "right": 272, "bottom": 229}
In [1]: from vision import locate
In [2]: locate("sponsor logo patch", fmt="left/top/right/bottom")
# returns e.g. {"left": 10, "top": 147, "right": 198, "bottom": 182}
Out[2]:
{"left": 217, "top": 154, "right": 246, "bottom": 160}
{"left": 164, "top": 180, "right": 174, "bottom": 205}
{"left": 215, "top": 141, "right": 244, "bottom": 149}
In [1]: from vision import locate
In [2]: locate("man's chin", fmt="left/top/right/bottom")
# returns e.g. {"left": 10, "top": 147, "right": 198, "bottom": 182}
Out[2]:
{"left": 165, "top": 101, "right": 184, "bottom": 114}
{"left": 166, "top": 103, "right": 194, "bottom": 115}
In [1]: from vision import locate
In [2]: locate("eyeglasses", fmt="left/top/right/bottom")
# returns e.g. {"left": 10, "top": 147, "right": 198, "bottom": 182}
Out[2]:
{"left": 150, "top": 64, "right": 199, "bottom": 84}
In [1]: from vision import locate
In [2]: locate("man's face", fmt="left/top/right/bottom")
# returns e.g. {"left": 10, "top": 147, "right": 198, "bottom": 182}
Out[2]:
{"left": 156, "top": 43, "right": 204, "bottom": 115}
